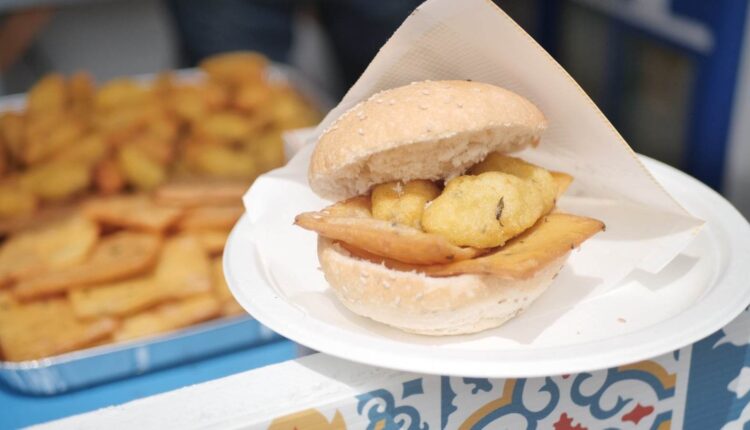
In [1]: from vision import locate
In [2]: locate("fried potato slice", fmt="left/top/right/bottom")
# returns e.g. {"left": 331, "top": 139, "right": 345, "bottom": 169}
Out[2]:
{"left": 129, "top": 134, "right": 175, "bottom": 165}
{"left": 371, "top": 180, "right": 440, "bottom": 229}
{"left": 14, "top": 231, "right": 162, "bottom": 300}
{"left": 68, "top": 71, "right": 94, "bottom": 113}
{"left": 0, "top": 298, "right": 117, "bottom": 361}
{"left": 117, "top": 145, "right": 167, "bottom": 190}
{"left": 154, "top": 180, "right": 247, "bottom": 207}
{"left": 52, "top": 133, "right": 106, "bottom": 167}
{"left": 551, "top": 171, "right": 574, "bottom": 198}
{"left": 169, "top": 86, "right": 209, "bottom": 122}
{"left": 199, "top": 51, "right": 267, "bottom": 86}
{"left": 198, "top": 81, "right": 230, "bottom": 110}
{"left": 422, "top": 172, "right": 551, "bottom": 248}
{"left": 267, "top": 85, "right": 320, "bottom": 130}
{"left": 143, "top": 114, "right": 179, "bottom": 143}
{"left": 27, "top": 74, "right": 67, "bottom": 114}
{"left": 0, "top": 204, "right": 77, "bottom": 236}
{"left": 184, "top": 144, "right": 258, "bottom": 179}
{"left": 94, "top": 78, "right": 152, "bottom": 110}
{"left": 24, "top": 116, "right": 86, "bottom": 164}
{"left": 423, "top": 213, "right": 604, "bottom": 278}
{"left": 113, "top": 294, "right": 220, "bottom": 342}
{"left": 0, "top": 215, "right": 98, "bottom": 285}
{"left": 154, "top": 235, "right": 212, "bottom": 296}
{"left": 245, "top": 131, "right": 285, "bottom": 172}
{"left": 234, "top": 82, "right": 272, "bottom": 112}
{"left": 0, "top": 184, "right": 38, "bottom": 219}
{"left": 343, "top": 213, "right": 604, "bottom": 280}
{"left": 83, "top": 195, "right": 183, "bottom": 232}
{"left": 94, "top": 104, "right": 157, "bottom": 145}
{"left": 20, "top": 161, "right": 91, "bottom": 202}
{"left": 69, "top": 235, "right": 211, "bottom": 318}
{"left": 193, "top": 111, "right": 255, "bottom": 142}
{"left": 69, "top": 277, "right": 155, "bottom": 318}
{"left": 177, "top": 205, "right": 243, "bottom": 231}
{"left": 295, "top": 197, "right": 481, "bottom": 265}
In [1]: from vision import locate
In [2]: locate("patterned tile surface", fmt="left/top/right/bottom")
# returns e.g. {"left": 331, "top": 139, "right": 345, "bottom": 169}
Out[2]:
{"left": 263, "top": 309, "right": 750, "bottom": 429}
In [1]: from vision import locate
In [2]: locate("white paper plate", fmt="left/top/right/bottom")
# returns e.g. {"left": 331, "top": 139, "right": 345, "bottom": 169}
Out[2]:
{"left": 225, "top": 156, "right": 750, "bottom": 378}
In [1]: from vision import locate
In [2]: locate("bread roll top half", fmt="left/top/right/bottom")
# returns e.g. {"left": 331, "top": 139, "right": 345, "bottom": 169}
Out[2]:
{"left": 309, "top": 80, "right": 547, "bottom": 201}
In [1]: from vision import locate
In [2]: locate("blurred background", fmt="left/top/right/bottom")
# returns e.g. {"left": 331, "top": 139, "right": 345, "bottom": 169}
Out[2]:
{"left": 0, "top": 0, "right": 748, "bottom": 427}
{"left": 0, "top": 0, "right": 747, "bottom": 215}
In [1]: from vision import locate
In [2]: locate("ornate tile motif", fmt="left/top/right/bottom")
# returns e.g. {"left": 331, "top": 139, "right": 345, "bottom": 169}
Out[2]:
{"left": 261, "top": 309, "right": 750, "bottom": 430}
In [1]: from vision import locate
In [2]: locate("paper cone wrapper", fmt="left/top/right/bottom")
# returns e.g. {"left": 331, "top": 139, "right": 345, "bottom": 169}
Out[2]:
{"left": 244, "top": 0, "right": 703, "bottom": 302}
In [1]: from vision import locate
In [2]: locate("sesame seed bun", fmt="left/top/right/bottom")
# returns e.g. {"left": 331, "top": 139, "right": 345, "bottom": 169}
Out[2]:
{"left": 305, "top": 80, "right": 580, "bottom": 336}
{"left": 309, "top": 80, "right": 547, "bottom": 201}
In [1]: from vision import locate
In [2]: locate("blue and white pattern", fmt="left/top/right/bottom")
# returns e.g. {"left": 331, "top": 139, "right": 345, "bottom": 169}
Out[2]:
{"left": 264, "top": 308, "right": 750, "bottom": 429}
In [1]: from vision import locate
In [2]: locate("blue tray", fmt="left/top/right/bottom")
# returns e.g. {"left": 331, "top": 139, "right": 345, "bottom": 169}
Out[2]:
{"left": 0, "top": 316, "right": 279, "bottom": 395}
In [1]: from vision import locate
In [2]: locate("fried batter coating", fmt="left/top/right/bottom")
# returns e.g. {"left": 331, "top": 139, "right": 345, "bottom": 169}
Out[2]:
{"left": 421, "top": 172, "right": 548, "bottom": 248}
{"left": 295, "top": 197, "right": 481, "bottom": 265}
{"left": 371, "top": 180, "right": 440, "bottom": 229}
{"left": 470, "top": 153, "right": 557, "bottom": 204}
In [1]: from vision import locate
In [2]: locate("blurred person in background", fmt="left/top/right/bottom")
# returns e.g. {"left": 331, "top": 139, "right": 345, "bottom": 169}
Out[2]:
{"left": 168, "top": 0, "right": 422, "bottom": 96}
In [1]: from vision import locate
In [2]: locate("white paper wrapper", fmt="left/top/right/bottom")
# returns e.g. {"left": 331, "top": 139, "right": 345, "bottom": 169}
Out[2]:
{"left": 244, "top": 0, "right": 703, "bottom": 301}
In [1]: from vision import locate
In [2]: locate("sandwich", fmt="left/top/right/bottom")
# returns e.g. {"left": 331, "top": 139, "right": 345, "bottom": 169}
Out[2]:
{"left": 295, "top": 80, "right": 604, "bottom": 335}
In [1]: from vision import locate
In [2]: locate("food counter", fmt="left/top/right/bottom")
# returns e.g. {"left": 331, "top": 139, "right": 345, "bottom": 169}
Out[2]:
{"left": 29, "top": 311, "right": 750, "bottom": 429}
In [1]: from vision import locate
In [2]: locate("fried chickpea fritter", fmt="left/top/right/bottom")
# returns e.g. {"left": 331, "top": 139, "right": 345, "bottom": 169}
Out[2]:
{"left": 470, "top": 153, "right": 557, "bottom": 204}
{"left": 371, "top": 180, "right": 440, "bottom": 229}
{"left": 421, "top": 172, "right": 547, "bottom": 248}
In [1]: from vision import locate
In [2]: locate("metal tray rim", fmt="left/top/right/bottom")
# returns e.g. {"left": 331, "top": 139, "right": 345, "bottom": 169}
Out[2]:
{"left": 0, "top": 315, "right": 256, "bottom": 370}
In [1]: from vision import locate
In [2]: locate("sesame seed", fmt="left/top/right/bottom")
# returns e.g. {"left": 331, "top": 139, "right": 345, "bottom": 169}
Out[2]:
{"left": 382, "top": 282, "right": 390, "bottom": 289}
{"left": 421, "top": 89, "right": 430, "bottom": 95}
{"left": 393, "top": 182, "right": 404, "bottom": 195}
{"left": 472, "top": 88, "right": 481, "bottom": 93}
{"left": 419, "top": 104, "right": 428, "bottom": 110}
{"left": 394, "top": 296, "right": 401, "bottom": 305}
{"left": 375, "top": 99, "right": 383, "bottom": 104}
{"left": 457, "top": 103, "right": 464, "bottom": 108}
{"left": 357, "top": 128, "right": 364, "bottom": 135}
{"left": 388, "top": 99, "right": 395, "bottom": 105}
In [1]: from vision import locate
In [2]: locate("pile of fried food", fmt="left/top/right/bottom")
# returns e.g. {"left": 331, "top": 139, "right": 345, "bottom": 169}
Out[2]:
{"left": 0, "top": 51, "right": 318, "bottom": 224}
{"left": 0, "top": 52, "right": 319, "bottom": 361}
